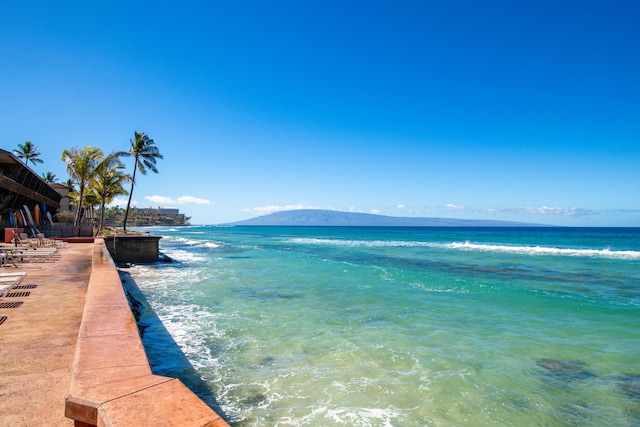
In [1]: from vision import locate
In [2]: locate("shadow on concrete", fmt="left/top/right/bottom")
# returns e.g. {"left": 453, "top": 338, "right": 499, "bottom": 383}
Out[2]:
{"left": 119, "top": 270, "right": 232, "bottom": 424}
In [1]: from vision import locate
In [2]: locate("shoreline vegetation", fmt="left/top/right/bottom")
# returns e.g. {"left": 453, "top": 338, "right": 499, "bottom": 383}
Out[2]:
{"left": 103, "top": 206, "right": 191, "bottom": 228}
{"left": 53, "top": 206, "right": 191, "bottom": 235}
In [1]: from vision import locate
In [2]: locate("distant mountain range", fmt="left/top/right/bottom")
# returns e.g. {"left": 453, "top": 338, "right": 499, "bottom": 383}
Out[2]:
{"left": 225, "top": 209, "right": 548, "bottom": 227}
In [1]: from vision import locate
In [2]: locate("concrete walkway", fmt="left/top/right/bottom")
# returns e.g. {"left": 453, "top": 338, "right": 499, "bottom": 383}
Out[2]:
{"left": 0, "top": 243, "right": 93, "bottom": 426}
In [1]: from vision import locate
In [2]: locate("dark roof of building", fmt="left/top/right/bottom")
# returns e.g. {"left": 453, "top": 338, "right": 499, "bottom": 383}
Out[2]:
{"left": 0, "top": 148, "right": 61, "bottom": 213}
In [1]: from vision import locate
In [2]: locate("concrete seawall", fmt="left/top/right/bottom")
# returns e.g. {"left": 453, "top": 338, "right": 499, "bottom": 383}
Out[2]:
{"left": 103, "top": 234, "right": 162, "bottom": 264}
{"left": 65, "top": 238, "right": 229, "bottom": 427}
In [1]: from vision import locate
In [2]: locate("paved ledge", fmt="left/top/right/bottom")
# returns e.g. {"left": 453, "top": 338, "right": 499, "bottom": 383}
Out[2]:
{"left": 65, "top": 238, "right": 229, "bottom": 427}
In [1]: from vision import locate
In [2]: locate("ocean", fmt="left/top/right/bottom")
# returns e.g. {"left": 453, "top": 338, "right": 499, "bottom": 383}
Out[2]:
{"left": 120, "top": 226, "right": 640, "bottom": 426}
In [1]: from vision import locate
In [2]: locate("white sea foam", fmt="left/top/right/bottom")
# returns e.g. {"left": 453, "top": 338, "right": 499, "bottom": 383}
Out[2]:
{"left": 157, "top": 305, "right": 223, "bottom": 365}
{"left": 325, "top": 406, "right": 404, "bottom": 426}
{"left": 162, "top": 236, "right": 221, "bottom": 250}
{"left": 444, "top": 241, "right": 640, "bottom": 260}
{"left": 138, "top": 295, "right": 232, "bottom": 366}
{"left": 168, "top": 237, "right": 202, "bottom": 245}
{"left": 161, "top": 236, "right": 189, "bottom": 243}
{"left": 161, "top": 248, "right": 208, "bottom": 262}
{"left": 288, "top": 237, "right": 430, "bottom": 248}
{"left": 127, "top": 264, "right": 201, "bottom": 287}
{"left": 287, "top": 237, "right": 640, "bottom": 260}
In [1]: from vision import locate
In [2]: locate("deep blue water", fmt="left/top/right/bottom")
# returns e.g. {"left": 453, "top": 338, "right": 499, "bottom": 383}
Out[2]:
{"left": 122, "top": 226, "right": 640, "bottom": 426}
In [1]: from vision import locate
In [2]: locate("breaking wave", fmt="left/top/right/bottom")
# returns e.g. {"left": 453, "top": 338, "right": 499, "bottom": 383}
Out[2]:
{"left": 287, "top": 238, "right": 640, "bottom": 260}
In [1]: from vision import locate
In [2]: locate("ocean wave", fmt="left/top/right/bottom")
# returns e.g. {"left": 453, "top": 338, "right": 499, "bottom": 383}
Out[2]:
{"left": 203, "top": 241, "right": 222, "bottom": 249}
{"left": 127, "top": 264, "right": 203, "bottom": 285}
{"left": 161, "top": 248, "right": 208, "bottom": 262}
{"left": 287, "top": 238, "right": 640, "bottom": 260}
{"left": 288, "top": 238, "right": 430, "bottom": 248}
{"left": 162, "top": 236, "right": 222, "bottom": 249}
{"left": 444, "top": 241, "right": 640, "bottom": 260}
{"left": 167, "top": 236, "right": 203, "bottom": 245}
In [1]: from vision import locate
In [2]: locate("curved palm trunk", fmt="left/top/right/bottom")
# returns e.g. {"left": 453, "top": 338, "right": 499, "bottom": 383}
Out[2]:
{"left": 75, "top": 187, "right": 84, "bottom": 226}
{"left": 97, "top": 200, "right": 106, "bottom": 236}
{"left": 123, "top": 161, "right": 138, "bottom": 232}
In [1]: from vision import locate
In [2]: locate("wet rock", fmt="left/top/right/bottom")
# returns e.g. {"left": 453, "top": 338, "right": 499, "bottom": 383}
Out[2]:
{"left": 618, "top": 374, "right": 640, "bottom": 398}
{"left": 259, "top": 356, "right": 276, "bottom": 366}
{"left": 236, "top": 385, "right": 267, "bottom": 407}
{"left": 536, "top": 358, "right": 594, "bottom": 380}
{"left": 158, "top": 253, "right": 173, "bottom": 262}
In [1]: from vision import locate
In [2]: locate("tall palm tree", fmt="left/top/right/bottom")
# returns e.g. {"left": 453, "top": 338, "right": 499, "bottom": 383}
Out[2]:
{"left": 119, "top": 132, "right": 163, "bottom": 232}
{"left": 14, "top": 141, "right": 44, "bottom": 167}
{"left": 61, "top": 146, "right": 103, "bottom": 226}
{"left": 42, "top": 171, "right": 58, "bottom": 185}
{"left": 91, "top": 153, "right": 129, "bottom": 234}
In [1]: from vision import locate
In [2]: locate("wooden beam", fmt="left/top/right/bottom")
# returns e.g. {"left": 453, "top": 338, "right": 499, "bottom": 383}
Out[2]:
{"left": 0, "top": 175, "right": 61, "bottom": 209}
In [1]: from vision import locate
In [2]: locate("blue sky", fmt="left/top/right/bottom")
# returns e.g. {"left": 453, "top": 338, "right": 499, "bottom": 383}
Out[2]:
{"left": 1, "top": 1, "right": 638, "bottom": 226}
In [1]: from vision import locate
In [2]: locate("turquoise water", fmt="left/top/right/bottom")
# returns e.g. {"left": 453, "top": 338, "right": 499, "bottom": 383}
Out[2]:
{"left": 122, "top": 226, "right": 640, "bottom": 426}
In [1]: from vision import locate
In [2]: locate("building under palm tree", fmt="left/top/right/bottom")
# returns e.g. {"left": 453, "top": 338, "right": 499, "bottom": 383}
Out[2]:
{"left": 52, "top": 182, "right": 71, "bottom": 212}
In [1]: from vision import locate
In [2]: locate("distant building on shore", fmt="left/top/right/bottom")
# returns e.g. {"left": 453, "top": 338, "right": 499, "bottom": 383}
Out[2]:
{"left": 138, "top": 207, "right": 180, "bottom": 215}
{"left": 104, "top": 206, "right": 191, "bottom": 227}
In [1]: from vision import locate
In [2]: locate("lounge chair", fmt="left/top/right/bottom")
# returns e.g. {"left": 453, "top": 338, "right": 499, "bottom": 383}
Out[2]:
{"left": 0, "top": 272, "right": 28, "bottom": 298}
{"left": 15, "top": 233, "right": 38, "bottom": 248}
{"left": 11, "top": 247, "right": 58, "bottom": 263}
{"left": 36, "top": 233, "right": 65, "bottom": 248}
{"left": 0, "top": 249, "right": 18, "bottom": 268}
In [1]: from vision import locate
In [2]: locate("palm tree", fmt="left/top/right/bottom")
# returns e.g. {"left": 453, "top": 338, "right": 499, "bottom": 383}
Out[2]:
{"left": 62, "top": 178, "right": 77, "bottom": 214}
{"left": 14, "top": 141, "right": 44, "bottom": 167}
{"left": 42, "top": 171, "right": 58, "bottom": 185}
{"left": 83, "top": 190, "right": 100, "bottom": 225}
{"left": 61, "top": 146, "right": 103, "bottom": 226}
{"left": 68, "top": 190, "right": 100, "bottom": 225}
{"left": 63, "top": 178, "right": 76, "bottom": 192}
{"left": 91, "top": 154, "right": 129, "bottom": 234}
{"left": 119, "top": 132, "right": 163, "bottom": 232}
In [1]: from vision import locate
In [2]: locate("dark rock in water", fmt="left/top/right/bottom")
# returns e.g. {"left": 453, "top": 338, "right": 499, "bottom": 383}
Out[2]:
{"left": 235, "top": 385, "right": 267, "bottom": 407}
{"left": 536, "top": 358, "right": 594, "bottom": 380}
{"left": 158, "top": 253, "right": 173, "bottom": 263}
{"left": 259, "top": 356, "right": 276, "bottom": 366}
{"left": 619, "top": 374, "right": 640, "bottom": 398}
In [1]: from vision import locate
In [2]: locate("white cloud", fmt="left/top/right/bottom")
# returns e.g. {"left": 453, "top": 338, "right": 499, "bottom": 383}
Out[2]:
{"left": 349, "top": 206, "right": 362, "bottom": 213}
{"left": 145, "top": 195, "right": 173, "bottom": 205}
{"left": 144, "top": 195, "right": 212, "bottom": 206}
{"left": 370, "top": 209, "right": 380, "bottom": 214}
{"left": 489, "top": 206, "right": 595, "bottom": 217}
{"left": 107, "top": 197, "right": 135, "bottom": 208}
{"left": 175, "top": 196, "right": 212, "bottom": 205}
{"left": 444, "top": 203, "right": 465, "bottom": 211}
{"left": 397, "top": 204, "right": 406, "bottom": 209}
